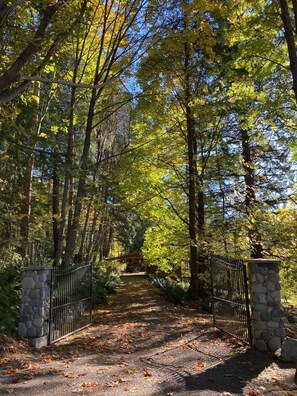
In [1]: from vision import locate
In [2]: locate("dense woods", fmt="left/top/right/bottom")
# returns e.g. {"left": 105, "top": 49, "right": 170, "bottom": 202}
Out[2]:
{"left": 0, "top": 0, "right": 297, "bottom": 316}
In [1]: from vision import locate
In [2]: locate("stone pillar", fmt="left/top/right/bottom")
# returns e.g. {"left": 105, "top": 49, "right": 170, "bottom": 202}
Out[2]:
{"left": 248, "top": 259, "right": 286, "bottom": 352}
{"left": 18, "top": 267, "right": 52, "bottom": 348}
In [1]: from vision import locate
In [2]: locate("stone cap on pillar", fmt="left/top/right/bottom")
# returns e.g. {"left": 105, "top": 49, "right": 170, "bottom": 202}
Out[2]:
{"left": 248, "top": 259, "right": 281, "bottom": 274}
{"left": 248, "top": 259, "right": 281, "bottom": 264}
{"left": 21, "top": 266, "right": 53, "bottom": 271}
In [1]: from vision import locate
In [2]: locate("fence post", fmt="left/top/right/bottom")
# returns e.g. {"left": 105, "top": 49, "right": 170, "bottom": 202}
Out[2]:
{"left": 18, "top": 266, "right": 52, "bottom": 348}
{"left": 248, "top": 259, "right": 286, "bottom": 351}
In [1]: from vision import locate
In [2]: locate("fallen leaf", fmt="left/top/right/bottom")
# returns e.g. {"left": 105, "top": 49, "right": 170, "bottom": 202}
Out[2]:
{"left": 48, "top": 368, "right": 63, "bottom": 374}
{"left": 247, "top": 390, "right": 261, "bottom": 396}
{"left": 106, "top": 381, "right": 119, "bottom": 387}
{"left": 24, "top": 373, "right": 34, "bottom": 380}
{"left": 22, "top": 362, "right": 37, "bottom": 370}
{"left": 196, "top": 362, "right": 206, "bottom": 368}
{"left": 80, "top": 381, "right": 98, "bottom": 387}
{"left": 64, "top": 372, "right": 78, "bottom": 378}
{"left": 4, "top": 368, "right": 20, "bottom": 375}
{"left": 63, "top": 358, "right": 76, "bottom": 363}
{"left": 42, "top": 358, "right": 52, "bottom": 364}
{"left": 0, "top": 358, "right": 10, "bottom": 365}
{"left": 6, "top": 346, "right": 16, "bottom": 353}
{"left": 143, "top": 368, "right": 152, "bottom": 378}
{"left": 127, "top": 368, "right": 138, "bottom": 374}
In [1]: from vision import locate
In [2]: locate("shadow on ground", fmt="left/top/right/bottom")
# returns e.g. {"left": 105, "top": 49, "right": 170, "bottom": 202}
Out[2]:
{"left": 153, "top": 348, "right": 272, "bottom": 395}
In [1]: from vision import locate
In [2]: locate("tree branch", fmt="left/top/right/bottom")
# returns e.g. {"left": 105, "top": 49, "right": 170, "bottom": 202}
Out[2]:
{"left": 158, "top": 191, "right": 189, "bottom": 227}
{"left": 0, "top": 1, "right": 68, "bottom": 92}
{"left": 0, "top": 0, "right": 25, "bottom": 23}
{"left": 0, "top": 0, "right": 89, "bottom": 106}
{"left": 18, "top": 73, "right": 120, "bottom": 90}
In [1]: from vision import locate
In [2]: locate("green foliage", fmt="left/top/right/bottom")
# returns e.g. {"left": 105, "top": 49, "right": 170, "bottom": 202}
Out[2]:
{"left": 0, "top": 0, "right": 296, "bottom": 306}
{"left": 115, "top": 210, "right": 149, "bottom": 253}
{"left": 253, "top": 205, "right": 297, "bottom": 301}
{"left": 92, "top": 263, "right": 121, "bottom": 306}
{"left": 150, "top": 275, "right": 187, "bottom": 304}
{"left": 0, "top": 251, "right": 22, "bottom": 333}
{"left": 143, "top": 217, "right": 188, "bottom": 275}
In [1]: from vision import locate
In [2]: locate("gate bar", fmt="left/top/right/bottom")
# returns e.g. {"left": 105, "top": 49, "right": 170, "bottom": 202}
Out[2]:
{"left": 243, "top": 264, "right": 252, "bottom": 346}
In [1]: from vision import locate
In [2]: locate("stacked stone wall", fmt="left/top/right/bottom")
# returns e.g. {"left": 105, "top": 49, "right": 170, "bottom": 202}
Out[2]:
{"left": 18, "top": 267, "right": 51, "bottom": 348}
{"left": 248, "top": 259, "right": 286, "bottom": 352}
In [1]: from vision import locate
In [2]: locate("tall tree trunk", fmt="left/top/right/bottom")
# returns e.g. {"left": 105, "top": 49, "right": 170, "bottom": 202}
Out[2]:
{"left": 20, "top": 82, "right": 40, "bottom": 255}
{"left": 79, "top": 200, "right": 92, "bottom": 259}
{"left": 183, "top": 38, "right": 200, "bottom": 299}
{"left": 279, "top": 0, "right": 297, "bottom": 103}
{"left": 53, "top": 86, "right": 75, "bottom": 265}
{"left": 102, "top": 224, "right": 114, "bottom": 259}
{"left": 52, "top": 161, "right": 60, "bottom": 255}
{"left": 240, "top": 127, "right": 263, "bottom": 258}
{"left": 66, "top": 160, "right": 74, "bottom": 248}
{"left": 62, "top": 93, "right": 96, "bottom": 266}
{"left": 20, "top": 150, "right": 34, "bottom": 253}
{"left": 62, "top": 0, "right": 143, "bottom": 266}
{"left": 79, "top": 133, "right": 104, "bottom": 260}
{"left": 87, "top": 207, "right": 99, "bottom": 261}
{"left": 196, "top": 177, "right": 208, "bottom": 297}
{"left": 53, "top": 35, "right": 80, "bottom": 265}
{"left": 217, "top": 157, "right": 229, "bottom": 256}
{"left": 62, "top": 1, "right": 110, "bottom": 266}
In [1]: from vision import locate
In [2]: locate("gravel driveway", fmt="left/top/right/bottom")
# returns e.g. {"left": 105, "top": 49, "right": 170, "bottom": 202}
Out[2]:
{"left": 0, "top": 274, "right": 296, "bottom": 395}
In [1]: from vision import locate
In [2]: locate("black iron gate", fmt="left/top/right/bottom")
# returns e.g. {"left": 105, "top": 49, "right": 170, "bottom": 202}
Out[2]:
{"left": 49, "top": 263, "right": 92, "bottom": 344}
{"left": 211, "top": 256, "right": 252, "bottom": 345}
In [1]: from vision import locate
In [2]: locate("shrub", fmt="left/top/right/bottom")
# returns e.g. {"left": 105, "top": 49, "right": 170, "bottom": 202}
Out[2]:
{"left": 92, "top": 264, "right": 121, "bottom": 306}
{"left": 0, "top": 253, "right": 22, "bottom": 333}
{"left": 149, "top": 275, "right": 187, "bottom": 304}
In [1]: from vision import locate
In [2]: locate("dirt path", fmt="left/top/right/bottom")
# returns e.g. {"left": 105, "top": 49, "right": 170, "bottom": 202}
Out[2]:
{"left": 0, "top": 274, "right": 296, "bottom": 395}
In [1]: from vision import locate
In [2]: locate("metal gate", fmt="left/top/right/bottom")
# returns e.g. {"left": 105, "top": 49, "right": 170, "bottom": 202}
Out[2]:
{"left": 211, "top": 256, "right": 252, "bottom": 345}
{"left": 49, "top": 263, "right": 92, "bottom": 344}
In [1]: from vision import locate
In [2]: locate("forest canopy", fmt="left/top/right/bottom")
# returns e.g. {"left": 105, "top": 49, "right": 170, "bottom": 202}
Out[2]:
{"left": 0, "top": 0, "right": 296, "bottom": 301}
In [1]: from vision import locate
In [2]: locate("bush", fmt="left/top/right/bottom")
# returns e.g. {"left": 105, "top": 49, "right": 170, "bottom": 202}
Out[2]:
{"left": 149, "top": 275, "right": 187, "bottom": 304}
{"left": 92, "top": 264, "right": 121, "bottom": 306}
{"left": 0, "top": 253, "right": 22, "bottom": 333}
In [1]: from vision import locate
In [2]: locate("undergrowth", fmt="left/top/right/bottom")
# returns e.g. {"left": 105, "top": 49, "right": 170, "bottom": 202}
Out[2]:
{"left": 0, "top": 252, "right": 22, "bottom": 333}
{"left": 92, "top": 263, "right": 121, "bottom": 306}
{"left": 149, "top": 275, "right": 187, "bottom": 304}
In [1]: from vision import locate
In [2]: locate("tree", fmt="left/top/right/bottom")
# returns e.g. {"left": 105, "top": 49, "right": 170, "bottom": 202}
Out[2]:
{"left": 62, "top": 0, "right": 150, "bottom": 266}
{"left": 117, "top": 0, "right": 226, "bottom": 299}
{"left": 212, "top": 0, "right": 296, "bottom": 260}
{"left": 278, "top": 0, "right": 297, "bottom": 104}
{"left": 0, "top": 0, "right": 88, "bottom": 105}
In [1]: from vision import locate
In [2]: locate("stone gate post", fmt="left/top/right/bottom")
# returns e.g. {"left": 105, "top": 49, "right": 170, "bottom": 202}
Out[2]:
{"left": 248, "top": 259, "right": 286, "bottom": 351}
{"left": 18, "top": 266, "right": 52, "bottom": 348}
